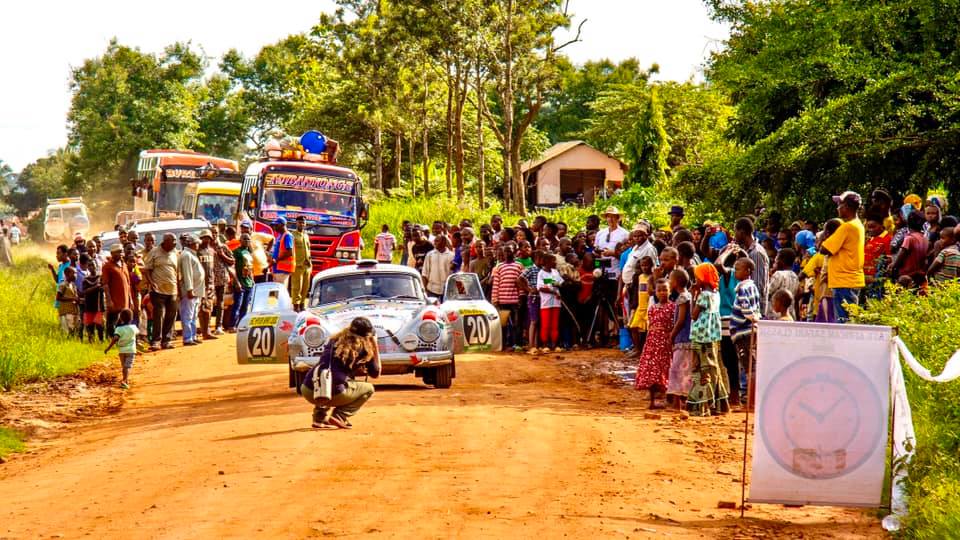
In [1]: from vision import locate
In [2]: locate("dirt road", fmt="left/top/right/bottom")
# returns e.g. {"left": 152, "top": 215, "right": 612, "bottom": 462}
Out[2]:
{"left": 0, "top": 339, "right": 882, "bottom": 539}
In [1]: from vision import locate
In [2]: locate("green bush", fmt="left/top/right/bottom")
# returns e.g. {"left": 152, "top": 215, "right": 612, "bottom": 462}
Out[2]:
{"left": 0, "top": 254, "right": 104, "bottom": 390}
{"left": 0, "top": 427, "right": 25, "bottom": 458}
{"left": 850, "top": 282, "right": 960, "bottom": 538}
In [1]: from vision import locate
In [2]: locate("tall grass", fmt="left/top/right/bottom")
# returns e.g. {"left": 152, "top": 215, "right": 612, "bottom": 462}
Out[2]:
{"left": 0, "top": 427, "right": 25, "bottom": 458}
{"left": 851, "top": 283, "right": 960, "bottom": 538}
{"left": 0, "top": 252, "right": 104, "bottom": 390}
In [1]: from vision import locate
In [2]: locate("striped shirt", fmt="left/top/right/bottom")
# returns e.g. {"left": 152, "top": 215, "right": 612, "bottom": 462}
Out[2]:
{"left": 933, "top": 245, "right": 960, "bottom": 282}
{"left": 731, "top": 278, "right": 761, "bottom": 342}
{"left": 746, "top": 242, "right": 770, "bottom": 314}
{"left": 491, "top": 262, "right": 523, "bottom": 305}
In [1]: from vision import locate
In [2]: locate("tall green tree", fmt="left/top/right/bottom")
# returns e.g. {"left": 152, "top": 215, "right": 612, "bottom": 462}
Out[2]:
{"left": 694, "top": 0, "right": 960, "bottom": 218}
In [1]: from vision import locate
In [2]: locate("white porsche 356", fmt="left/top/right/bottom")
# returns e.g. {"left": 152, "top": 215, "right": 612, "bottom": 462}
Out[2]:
{"left": 236, "top": 261, "right": 502, "bottom": 390}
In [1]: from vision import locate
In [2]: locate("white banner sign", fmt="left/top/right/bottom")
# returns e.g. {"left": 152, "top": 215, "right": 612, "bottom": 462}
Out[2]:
{"left": 750, "top": 321, "right": 892, "bottom": 506}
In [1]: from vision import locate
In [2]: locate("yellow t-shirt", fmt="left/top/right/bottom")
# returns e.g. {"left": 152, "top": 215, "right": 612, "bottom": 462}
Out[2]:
{"left": 821, "top": 218, "right": 866, "bottom": 289}
{"left": 884, "top": 215, "right": 895, "bottom": 234}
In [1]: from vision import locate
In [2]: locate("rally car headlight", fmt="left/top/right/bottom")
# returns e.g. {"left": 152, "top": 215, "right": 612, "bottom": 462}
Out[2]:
{"left": 302, "top": 325, "right": 326, "bottom": 348}
{"left": 417, "top": 320, "right": 441, "bottom": 343}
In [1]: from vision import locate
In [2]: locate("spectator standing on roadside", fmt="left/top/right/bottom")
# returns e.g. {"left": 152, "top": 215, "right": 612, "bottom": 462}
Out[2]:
{"left": 422, "top": 235, "right": 454, "bottom": 299}
{"left": 0, "top": 229, "right": 12, "bottom": 267}
{"left": 733, "top": 217, "right": 770, "bottom": 315}
{"left": 212, "top": 227, "right": 236, "bottom": 334}
{"left": 178, "top": 235, "right": 205, "bottom": 346}
{"left": 143, "top": 233, "right": 179, "bottom": 350}
{"left": 409, "top": 228, "right": 433, "bottom": 272}
{"left": 291, "top": 216, "right": 313, "bottom": 312}
{"left": 102, "top": 244, "right": 131, "bottom": 338}
{"left": 196, "top": 231, "right": 217, "bottom": 340}
{"left": 8, "top": 223, "right": 20, "bottom": 245}
{"left": 57, "top": 266, "right": 80, "bottom": 335}
{"left": 491, "top": 246, "right": 523, "bottom": 349}
{"left": 374, "top": 224, "right": 397, "bottom": 264}
{"left": 81, "top": 258, "right": 105, "bottom": 342}
{"left": 929, "top": 225, "right": 960, "bottom": 283}
{"left": 270, "top": 217, "right": 294, "bottom": 285}
{"left": 230, "top": 233, "right": 255, "bottom": 331}
{"left": 821, "top": 191, "right": 866, "bottom": 322}
{"left": 104, "top": 308, "right": 137, "bottom": 390}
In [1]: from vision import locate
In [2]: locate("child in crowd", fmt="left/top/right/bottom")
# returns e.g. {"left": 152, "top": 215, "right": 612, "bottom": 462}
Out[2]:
{"left": 521, "top": 251, "right": 542, "bottom": 354}
{"left": 627, "top": 256, "right": 654, "bottom": 355}
{"left": 666, "top": 268, "right": 694, "bottom": 409}
{"left": 105, "top": 308, "right": 138, "bottom": 390}
{"left": 57, "top": 266, "right": 80, "bottom": 335}
{"left": 766, "top": 248, "right": 799, "bottom": 320}
{"left": 536, "top": 253, "right": 564, "bottom": 353}
{"left": 635, "top": 278, "right": 674, "bottom": 409}
{"left": 82, "top": 259, "right": 105, "bottom": 342}
{"left": 772, "top": 289, "right": 794, "bottom": 321}
{"left": 687, "top": 263, "right": 729, "bottom": 416}
{"left": 730, "top": 258, "right": 761, "bottom": 410}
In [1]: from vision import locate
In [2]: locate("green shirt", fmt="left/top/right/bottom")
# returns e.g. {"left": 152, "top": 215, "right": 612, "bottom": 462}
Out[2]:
{"left": 233, "top": 247, "right": 254, "bottom": 289}
{"left": 114, "top": 324, "right": 138, "bottom": 354}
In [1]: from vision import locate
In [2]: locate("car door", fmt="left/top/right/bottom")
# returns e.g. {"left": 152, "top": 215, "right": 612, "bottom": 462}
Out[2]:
{"left": 441, "top": 273, "right": 502, "bottom": 353}
{"left": 236, "top": 282, "right": 298, "bottom": 364}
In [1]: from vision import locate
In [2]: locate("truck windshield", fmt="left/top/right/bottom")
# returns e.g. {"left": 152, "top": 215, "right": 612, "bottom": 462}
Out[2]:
{"left": 260, "top": 188, "right": 356, "bottom": 227}
{"left": 157, "top": 182, "right": 188, "bottom": 214}
{"left": 196, "top": 194, "right": 238, "bottom": 222}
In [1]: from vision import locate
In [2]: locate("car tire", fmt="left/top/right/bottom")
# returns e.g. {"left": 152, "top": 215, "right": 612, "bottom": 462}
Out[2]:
{"left": 433, "top": 364, "right": 453, "bottom": 389}
{"left": 293, "top": 369, "right": 304, "bottom": 395}
{"left": 422, "top": 369, "right": 436, "bottom": 386}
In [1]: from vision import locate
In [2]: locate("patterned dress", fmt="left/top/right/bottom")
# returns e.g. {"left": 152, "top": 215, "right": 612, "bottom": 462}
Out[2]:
{"left": 667, "top": 292, "right": 695, "bottom": 397}
{"left": 687, "top": 290, "right": 730, "bottom": 416}
{"left": 635, "top": 301, "right": 675, "bottom": 389}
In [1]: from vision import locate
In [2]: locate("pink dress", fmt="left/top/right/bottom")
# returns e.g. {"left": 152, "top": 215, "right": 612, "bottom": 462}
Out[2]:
{"left": 635, "top": 301, "right": 675, "bottom": 389}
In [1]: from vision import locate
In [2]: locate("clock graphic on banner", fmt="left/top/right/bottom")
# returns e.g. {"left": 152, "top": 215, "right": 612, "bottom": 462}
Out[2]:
{"left": 760, "top": 355, "right": 885, "bottom": 480}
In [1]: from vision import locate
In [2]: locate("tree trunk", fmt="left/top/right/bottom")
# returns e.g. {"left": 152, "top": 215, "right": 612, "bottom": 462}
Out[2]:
{"left": 373, "top": 124, "right": 383, "bottom": 192}
{"left": 422, "top": 126, "right": 430, "bottom": 196}
{"left": 476, "top": 62, "right": 485, "bottom": 210}
{"left": 502, "top": 0, "right": 516, "bottom": 213}
{"left": 454, "top": 63, "right": 466, "bottom": 200}
{"left": 394, "top": 131, "right": 402, "bottom": 192}
{"left": 409, "top": 135, "right": 415, "bottom": 197}
{"left": 445, "top": 62, "right": 454, "bottom": 198}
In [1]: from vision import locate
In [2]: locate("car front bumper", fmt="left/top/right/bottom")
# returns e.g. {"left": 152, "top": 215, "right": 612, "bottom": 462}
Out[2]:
{"left": 293, "top": 349, "right": 452, "bottom": 375}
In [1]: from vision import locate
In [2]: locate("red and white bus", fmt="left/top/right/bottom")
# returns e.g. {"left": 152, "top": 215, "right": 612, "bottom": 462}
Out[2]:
{"left": 133, "top": 150, "right": 240, "bottom": 218}
{"left": 240, "top": 154, "right": 368, "bottom": 272}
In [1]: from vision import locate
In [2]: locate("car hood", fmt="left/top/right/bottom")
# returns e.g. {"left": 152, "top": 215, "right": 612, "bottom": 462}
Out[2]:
{"left": 307, "top": 300, "right": 424, "bottom": 337}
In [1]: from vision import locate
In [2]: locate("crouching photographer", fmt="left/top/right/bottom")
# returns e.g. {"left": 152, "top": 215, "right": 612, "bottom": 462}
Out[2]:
{"left": 300, "top": 317, "right": 380, "bottom": 429}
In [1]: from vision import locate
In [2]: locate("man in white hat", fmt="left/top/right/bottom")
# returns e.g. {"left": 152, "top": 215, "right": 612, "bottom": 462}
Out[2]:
{"left": 596, "top": 206, "right": 630, "bottom": 277}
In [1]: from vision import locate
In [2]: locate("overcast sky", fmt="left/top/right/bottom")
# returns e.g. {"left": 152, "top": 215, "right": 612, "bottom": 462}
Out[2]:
{"left": 0, "top": 0, "right": 728, "bottom": 172}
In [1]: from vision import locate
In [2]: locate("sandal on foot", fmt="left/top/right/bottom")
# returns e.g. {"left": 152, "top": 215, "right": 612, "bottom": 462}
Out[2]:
{"left": 120, "top": 382, "right": 130, "bottom": 390}
{"left": 327, "top": 416, "right": 352, "bottom": 429}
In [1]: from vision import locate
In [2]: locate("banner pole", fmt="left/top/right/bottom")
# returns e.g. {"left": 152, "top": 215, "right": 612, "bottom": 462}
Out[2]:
{"left": 740, "top": 331, "right": 755, "bottom": 518}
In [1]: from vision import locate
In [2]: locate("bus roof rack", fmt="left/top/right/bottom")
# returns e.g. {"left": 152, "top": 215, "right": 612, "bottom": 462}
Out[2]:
{"left": 46, "top": 197, "right": 84, "bottom": 205}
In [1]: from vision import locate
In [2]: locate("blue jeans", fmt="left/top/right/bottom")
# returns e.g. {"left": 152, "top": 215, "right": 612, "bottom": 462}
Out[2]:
{"left": 179, "top": 296, "right": 199, "bottom": 343}
{"left": 231, "top": 286, "right": 252, "bottom": 329}
{"left": 832, "top": 288, "right": 860, "bottom": 323}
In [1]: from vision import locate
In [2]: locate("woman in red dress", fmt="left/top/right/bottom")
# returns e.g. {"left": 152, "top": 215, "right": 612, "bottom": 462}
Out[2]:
{"left": 635, "top": 279, "right": 675, "bottom": 408}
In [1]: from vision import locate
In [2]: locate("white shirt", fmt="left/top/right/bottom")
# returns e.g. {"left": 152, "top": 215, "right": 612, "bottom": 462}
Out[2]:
{"left": 621, "top": 240, "right": 659, "bottom": 284}
{"left": 422, "top": 249, "right": 454, "bottom": 295}
{"left": 536, "top": 268, "right": 563, "bottom": 309}
{"left": 595, "top": 225, "right": 630, "bottom": 276}
{"left": 374, "top": 232, "right": 396, "bottom": 261}
{"left": 9, "top": 226, "right": 20, "bottom": 244}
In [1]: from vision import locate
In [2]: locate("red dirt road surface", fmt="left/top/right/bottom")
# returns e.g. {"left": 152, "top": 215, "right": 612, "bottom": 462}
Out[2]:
{"left": 0, "top": 339, "right": 883, "bottom": 539}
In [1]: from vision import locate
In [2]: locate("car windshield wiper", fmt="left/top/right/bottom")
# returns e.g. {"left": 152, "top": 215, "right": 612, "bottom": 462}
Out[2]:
{"left": 386, "top": 294, "right": 422, "bottom": 301}
{"left": 346, "top": 295, "right": 380, "bottom": 302}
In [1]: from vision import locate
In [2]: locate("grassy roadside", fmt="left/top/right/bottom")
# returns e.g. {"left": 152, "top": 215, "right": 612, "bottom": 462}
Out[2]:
{"left": 851, "top": 282, "right": 960, "bottom": 538}
{"left": 0, "top": 427, "right": 25, "bottom": 459}
{"left": 0, "top": 249, "right": 105, "bottom": 390}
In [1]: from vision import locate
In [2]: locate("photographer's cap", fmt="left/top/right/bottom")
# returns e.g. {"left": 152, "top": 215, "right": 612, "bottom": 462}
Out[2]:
{"left": 602, "top": 206, "right": 621, "bottom": 217}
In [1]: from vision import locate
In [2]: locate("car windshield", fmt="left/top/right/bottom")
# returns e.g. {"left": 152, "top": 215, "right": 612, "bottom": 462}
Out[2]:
{"left": 311, "top": 273, "right": 424, "bottom": 306}
{"left": 196, "top": 194, "right": 238, "bottom": 222}
{"left": 261, "top": 188, "right": 356, "bottom": 227}
{"left": 62, "top": 207, "right": 86, "bottom": 220}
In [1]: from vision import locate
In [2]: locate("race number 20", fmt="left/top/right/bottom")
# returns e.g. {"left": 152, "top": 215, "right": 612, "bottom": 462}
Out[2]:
{"left": 248, "top": 326, "right": 275, "bottom": 358}
{"left": 463, "top": 314, "right": 489, "bottom": 345}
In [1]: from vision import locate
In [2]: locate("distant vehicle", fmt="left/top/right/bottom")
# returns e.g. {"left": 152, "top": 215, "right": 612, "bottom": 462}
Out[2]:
{"left": 236, "top": 261, "right": 502, "bottom": 392}
{"left": 240, "top": 132, "right": 368, "bottom": 273}
{"left": 132, "top": 150, "right": 240, "bottom": 219}
{"left": 180, "top": 181, "right": 240, "bottom": 223}
{"left": 115, "top": 210, "right": 151, "bottom": 228}
{"left": 98, "top": 218, "right": 212, "bottom": 252}
{"left": 43, "top": 197, "right": 90, "bottom": 242}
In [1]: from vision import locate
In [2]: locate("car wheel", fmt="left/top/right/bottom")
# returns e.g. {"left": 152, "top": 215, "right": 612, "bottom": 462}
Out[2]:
{"left": 293, "top": 369, "right": 304, "bottom": 395}
{"left": 288, "top": 365, "right": 296, "bottom": 388}
{"left": 422, "top": 369, "right": 436, "bottom": 386}
{"left": 433, "top": 364, "right": 453, "bottom": 389}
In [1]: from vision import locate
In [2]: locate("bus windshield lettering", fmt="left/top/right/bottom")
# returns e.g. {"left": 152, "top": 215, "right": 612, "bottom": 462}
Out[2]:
{"left": 260, "top": 172, "right": 357, "bottom": 227}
